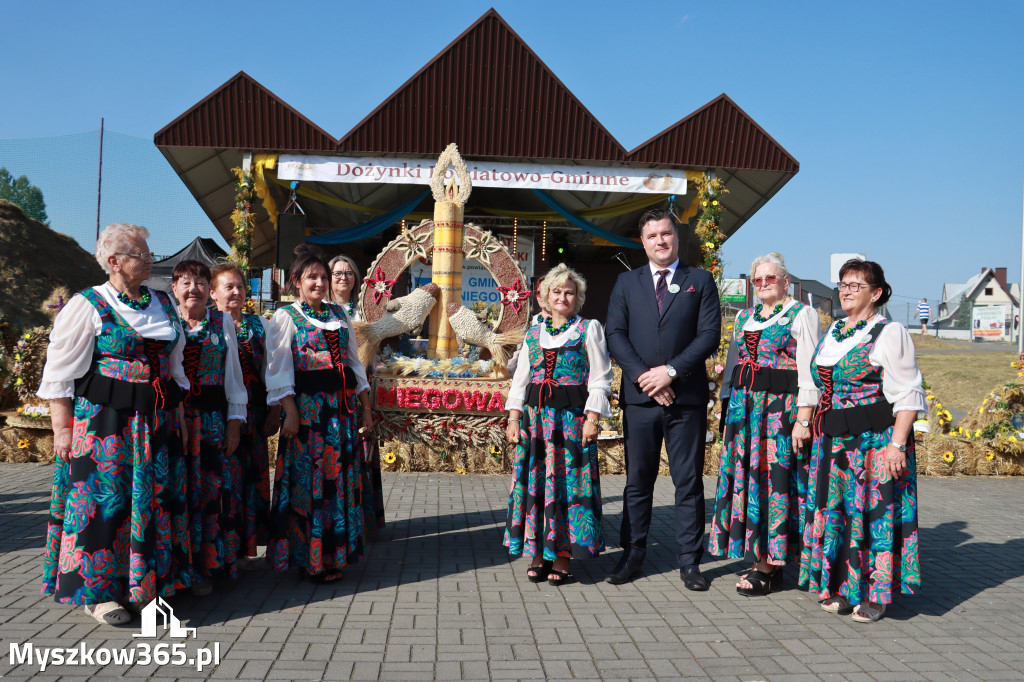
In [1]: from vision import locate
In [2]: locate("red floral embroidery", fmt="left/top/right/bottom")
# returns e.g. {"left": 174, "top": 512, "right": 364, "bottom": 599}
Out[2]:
{"left": 364, "top": 266, "right": 397, "bottom": 305}
{"left": 498, "top": 279, "right": 531, "bottom": 313}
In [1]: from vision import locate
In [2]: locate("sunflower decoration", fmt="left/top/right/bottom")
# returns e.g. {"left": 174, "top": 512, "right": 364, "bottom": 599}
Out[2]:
{"left": 455, "top": 468, "right": 467, "bottom": 475}
{"left": 986, "top": 452, "right": 996, "bottom": 461}
{"left": 18, "top": 439, "right": 30, "bottom": 449}
{"left": 12, "top": 326, "right": 50, "bottom": 404}
{"left": 229, "top": 167, "right": 258, "bottom": 277}
{"left": 693, "top": 174, "right": 729, "bottom": 283}
{"left": 490, "top": 445, "right": 502, "bottom": 458}
{"left": 384, "top": 451, "right": 397, "bottom": 465}
{"left": 942, "top": 451, "right": 955, "bottom": 463}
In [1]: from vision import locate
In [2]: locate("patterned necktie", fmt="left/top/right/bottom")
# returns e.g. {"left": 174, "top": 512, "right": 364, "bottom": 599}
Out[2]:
{"left": 655, "top": 269, "right": 669, "bottom": 313}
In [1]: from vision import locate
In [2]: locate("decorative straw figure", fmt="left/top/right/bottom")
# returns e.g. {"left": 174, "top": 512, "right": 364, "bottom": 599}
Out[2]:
{"left": 428, "top": 144, "right": 472, "bottom": 359}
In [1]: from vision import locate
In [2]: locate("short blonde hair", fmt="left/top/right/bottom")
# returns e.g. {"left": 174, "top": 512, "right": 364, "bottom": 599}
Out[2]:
{"left": 95, "top": 223, "right": 150, "bottom": 274}
{"left": 539, "top": 263, "right": 587, "bottom": 316}
{"left": 210, "top": 261, "right": 246, "bottom": 288}
{"left": 749, "top": 252, "right": 788, "bottom": 279}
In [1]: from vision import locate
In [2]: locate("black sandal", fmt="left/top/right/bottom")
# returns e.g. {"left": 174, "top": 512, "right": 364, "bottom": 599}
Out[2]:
{"left": 306, "top": 568, "right": 344, "bottom": 584}
{"left": 527, "top": 560, "right": 552, "bottom": 583}
{"left": 736, "top": 568, "right": 782, "bottom": 597}
{"left": 547, "top": 562, "right": 571, "bottom": 587}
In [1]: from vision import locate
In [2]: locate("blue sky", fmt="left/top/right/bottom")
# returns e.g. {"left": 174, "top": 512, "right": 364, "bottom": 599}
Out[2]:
{"left": 2, "top": 1, "right": 1022, "bottom": 324}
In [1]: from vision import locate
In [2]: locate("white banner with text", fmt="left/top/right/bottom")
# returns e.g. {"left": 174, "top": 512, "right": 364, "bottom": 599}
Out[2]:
{"left": 278, "top": 155, "right": 686, "bottom": 194}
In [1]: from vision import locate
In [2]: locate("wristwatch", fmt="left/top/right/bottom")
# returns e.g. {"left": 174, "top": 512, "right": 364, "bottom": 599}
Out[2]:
{"left": 892, "top": 441, "right": 907, "bottom": 452}
{"left": 586, "top": 416, "right": 601, "bottom": 426}
{"left": 665, "top": 364, "right": 678, "bottom": 378}
{"left": 797, "top": 419, "right": 810, "bottom": 428}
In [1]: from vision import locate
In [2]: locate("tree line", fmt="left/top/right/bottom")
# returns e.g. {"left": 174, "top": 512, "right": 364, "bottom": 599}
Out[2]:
{"left": 0, "top": 168, "right": 49, "bottom": 224}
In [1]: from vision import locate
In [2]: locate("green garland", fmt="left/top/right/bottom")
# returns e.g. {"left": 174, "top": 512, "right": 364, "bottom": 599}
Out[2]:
{"left": 229, "top": 167, "right": 257, "bottom": 290}
{"left": 693, "top": 174, "right": 729, "bottom": 283}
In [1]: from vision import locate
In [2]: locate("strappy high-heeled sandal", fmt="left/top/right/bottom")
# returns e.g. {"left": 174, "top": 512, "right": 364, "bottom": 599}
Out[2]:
{"left": 736, "top": 568, "right": 783, "bottom": 597}
{"left": 526, "top": 560, "right": 552, "bottom": 583}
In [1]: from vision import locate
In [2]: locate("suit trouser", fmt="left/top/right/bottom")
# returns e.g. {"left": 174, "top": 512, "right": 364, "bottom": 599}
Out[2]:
{"left": 619, "top": 402, "right": 706, "bottom": 567}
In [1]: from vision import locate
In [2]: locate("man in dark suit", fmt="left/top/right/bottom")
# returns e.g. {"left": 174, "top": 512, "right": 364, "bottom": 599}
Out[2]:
{"left": 604, "top": 208, "right": 721, "bottom": 589}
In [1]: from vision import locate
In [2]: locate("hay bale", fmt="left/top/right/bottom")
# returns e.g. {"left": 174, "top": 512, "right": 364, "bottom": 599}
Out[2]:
{"left": 0, "top": 200, "right": 104, "bottom": 332}
{"left": 0, "top": 425, "right": 54, "bottom": 463}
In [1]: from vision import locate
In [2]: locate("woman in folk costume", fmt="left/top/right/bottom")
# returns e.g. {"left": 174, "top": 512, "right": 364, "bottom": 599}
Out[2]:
{"left": 707, "top": 253, "right": 820, "bottom": 596}
{"left": 39, "top": 223, "right": 190, "bottom": 625}
{"left": 504, "top": 263, "right": 613, "bottom": 585}
{"left": 209, "top": 262, "right": 280, "bottom": 568}
{"left": 267, "top": 246, "right": 373, "bottom": 583}
{"left": 800, "top": 259, "right": 924, "bottom": 623}
{"left": 171, "top": 259, "right": 248, "bottom": 596}
{"left": 329, "top": 253, "right": 384, "bottom": 536}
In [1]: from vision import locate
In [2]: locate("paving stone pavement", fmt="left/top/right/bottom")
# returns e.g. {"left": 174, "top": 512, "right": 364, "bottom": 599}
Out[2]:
{"left": 2, "top": 463, "right": 1023, "bottom": 681}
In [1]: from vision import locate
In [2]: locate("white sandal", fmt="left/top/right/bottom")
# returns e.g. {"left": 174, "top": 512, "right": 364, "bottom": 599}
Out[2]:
{"left": 118, "top": 598, "right": 149, "bottom": 615}
{"left": 820, "top": 595, "right": 852, "bottom": 613}
{"left": 84, "top": 601, "right": 132, "bottom": 625}
{"left": 852, "top": 601, "right": 886, "bottom": 622}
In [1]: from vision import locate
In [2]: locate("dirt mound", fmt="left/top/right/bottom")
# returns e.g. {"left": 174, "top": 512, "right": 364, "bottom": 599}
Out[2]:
{"left": 0, "top": 200, "right": 105, "bottom": 332}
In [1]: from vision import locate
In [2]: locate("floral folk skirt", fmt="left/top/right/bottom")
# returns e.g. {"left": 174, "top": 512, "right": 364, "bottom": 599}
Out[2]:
{"left": 238, "top": 401, "right": 271, "bottom": 557}
{"left": 42, "top": 398, "right": 190, "bottom": 604}
{"left": 707, "top": 387, "right": 807, "bottom": 565}
{"left": 798, "top": 427, "right": 921, "bottom": 604}
{"left": 268, "top": 390, "right": 366, "bottom": 573}
{"left": 185, "top": 404, "right": 242, "bottom": 582}
{"left": 504, "top": 404, "right": 604, "bottom": 560}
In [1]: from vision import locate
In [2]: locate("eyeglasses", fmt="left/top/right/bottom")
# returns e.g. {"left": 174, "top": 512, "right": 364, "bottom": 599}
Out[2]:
{"left": 332, "top": 271, "right": 355, "bottom": 279}
{"left": 117, "top": 251, "right": 156, "bottom": 262}
{"left": 751, "top": 274, "right": 780, "bottom": 287}
{"left": 837, "top": 282, "right": 871, "bottom": 292}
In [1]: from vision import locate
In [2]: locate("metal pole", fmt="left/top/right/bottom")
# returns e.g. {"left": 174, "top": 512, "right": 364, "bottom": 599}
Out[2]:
{"left": 1019, "top": 159, "right": 1024, "bottom": 353}
{"left": 95, "top": 118, "right": 104, "bottom": 240}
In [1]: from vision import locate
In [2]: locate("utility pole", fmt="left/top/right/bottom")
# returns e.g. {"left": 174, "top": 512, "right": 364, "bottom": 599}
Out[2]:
{"left": 96, "top": 118, "right": 104, "bottom": 240}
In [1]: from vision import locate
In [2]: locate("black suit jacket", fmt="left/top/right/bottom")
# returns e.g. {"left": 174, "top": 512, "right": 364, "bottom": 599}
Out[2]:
{"left": 605, "top": 262, "right": 722, "bottom": 407}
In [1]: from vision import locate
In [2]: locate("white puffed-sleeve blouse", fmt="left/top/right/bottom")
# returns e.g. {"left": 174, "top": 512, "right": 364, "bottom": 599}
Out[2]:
{"left": 506, "top": 319, "right": 614, "bottom": 417}
{"left": 38, "top": 283, "right": 189, "bottom": 400}
{"left": 235, "top": 314, "right": 288, "bottom": 405}
{"left": 739, "top": 299, "right": 822, "bottom": 407}
{"left": 814, "top": 313, "right": 925, "bottom": 414}
{"left": 264, "top": 302, "right": 370, "bottom": 405}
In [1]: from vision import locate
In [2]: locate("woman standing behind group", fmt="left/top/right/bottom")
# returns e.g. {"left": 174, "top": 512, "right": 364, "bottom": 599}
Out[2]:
{"left": 39, "top": 223, "right": 191, "bottom": 625}
{"left": 330, "top": 254, "right": 385, "bottom": 535}
{"left": 171, "top": 260, "right": 248, "bottom": 596}
{"left": 707, "top": 253, "right": 820, "bottom": 596}
{"left": 504, "top": 264, "right": 613, "bottom": 585}
{"left": 800, "top": 259, "right": 923, "bottom": 623}
{"left": 209, "top": 263, "right": 280, "bottom": 568}
{"left": 266, "top": 246, "right": 373, "bottom": 582}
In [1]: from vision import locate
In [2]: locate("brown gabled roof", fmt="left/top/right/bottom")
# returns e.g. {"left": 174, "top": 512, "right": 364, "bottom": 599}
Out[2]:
{"left": 154, "top": 71, "right": 336, "bottom": 151}
{"left": 336, "top": 9, "right": 626, "bottom": 162}
{"left": 627, "top": 94, "right": 799, "bottom": 173}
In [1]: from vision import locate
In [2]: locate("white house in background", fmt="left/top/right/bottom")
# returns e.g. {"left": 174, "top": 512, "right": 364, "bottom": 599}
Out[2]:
{"left": 935, "top": 267, "right": 1020, "bottom": 340}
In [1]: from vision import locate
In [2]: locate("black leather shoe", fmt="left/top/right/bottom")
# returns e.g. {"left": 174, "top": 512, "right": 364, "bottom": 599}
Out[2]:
{"left": 681, "top": 565, "right": 708, "bottom": 591}
{"left": 605, "top": 559, "right": 643, "bottom": 585}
